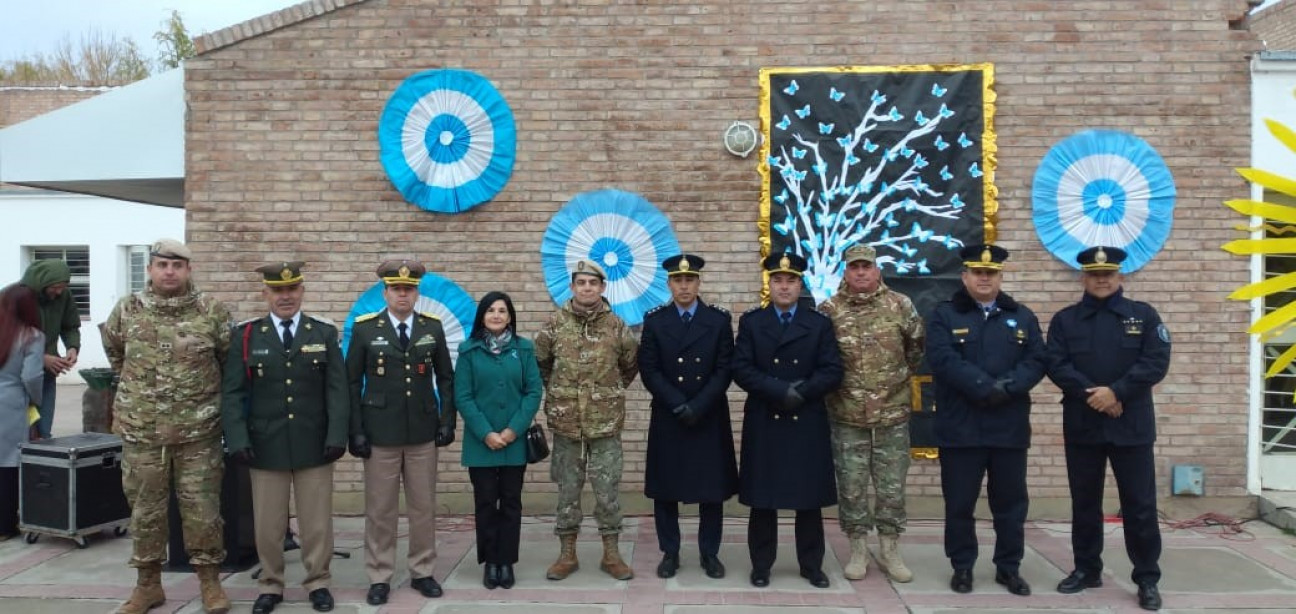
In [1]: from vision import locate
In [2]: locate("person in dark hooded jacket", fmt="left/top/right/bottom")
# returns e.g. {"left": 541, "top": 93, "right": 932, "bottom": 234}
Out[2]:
{"left": 19, "top": 259, "right": 81, "bottom": 439}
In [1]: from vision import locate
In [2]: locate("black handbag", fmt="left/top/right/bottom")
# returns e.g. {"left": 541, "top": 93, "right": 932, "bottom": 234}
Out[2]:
{"left": 524, "top": 423, "right": 550, "bottom": 464}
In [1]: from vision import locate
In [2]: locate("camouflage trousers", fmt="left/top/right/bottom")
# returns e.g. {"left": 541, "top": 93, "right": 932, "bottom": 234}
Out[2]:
{"left": 122, "top": 437, "right": 225, "bottom": 567}
{"left": 551, "top": 433, "right": 623, "bottom": 536}
{"left": 830, "top": 421, "right": 910, "bottom": 538}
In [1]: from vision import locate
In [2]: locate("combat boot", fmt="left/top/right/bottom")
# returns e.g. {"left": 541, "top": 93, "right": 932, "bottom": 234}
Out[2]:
{"left": 546, "top": 534, "right": 580, "bottom": 580}
{"left": 195, "top": 565, "right": 230, "bottom": 613}
{"left": 878, "top": 534, "right": 913, "bottom": 582}
{"left": 843, "top": 535, "right": 869, "bottom": 580}
{"left": 115, "top": 563, "right": 166, "bottom": 614}
{"left": 599, "top": 534, "right": 634, "bottom": 580}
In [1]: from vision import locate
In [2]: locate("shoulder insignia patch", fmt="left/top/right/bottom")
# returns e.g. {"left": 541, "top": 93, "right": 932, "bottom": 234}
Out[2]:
{"left": 645, "top": 303, "right": 670, "bottom": 317}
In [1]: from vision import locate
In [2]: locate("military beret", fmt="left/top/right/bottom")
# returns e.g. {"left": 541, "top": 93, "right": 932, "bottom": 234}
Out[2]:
{"left": 1077, "top": 246, "right": 1126, "bottom": 272}
{"left": 762, "top": 252, "right": 807, "bottom": 276}
{"left": 255, "top": 261, "right": 305, "bottom": 287}
{"left": 960, "top": 244, "right": 1009, "bottom": 270}
{"left": 662, "top": 253, "right": 705, "bottom": 277}
{"left": 149, "top": 238, "right": 192, "bottom": 261}
{"left": 571, "top": 259, "right": 607, "bottom": 281}
{"left": 377, "top": 259, "right": 426, "bottom": 286}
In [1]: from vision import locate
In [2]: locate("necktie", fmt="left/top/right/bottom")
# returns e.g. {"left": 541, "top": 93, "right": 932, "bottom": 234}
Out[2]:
{"left": 681, "top": 311, "right": 692, "bottom": 326}
{"left": 398, "top": 322, "right": 410, "bottom": 349}
{"left": 781, "top": 311, "right": 792, "bottom": 327}
{"left": 984, "top": 305, "right": 993, "bottom": 320}
{"left": 280, "top": 320, "right": 293, "bottom": 350}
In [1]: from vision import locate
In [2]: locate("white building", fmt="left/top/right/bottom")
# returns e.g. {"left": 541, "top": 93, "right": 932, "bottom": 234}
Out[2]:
{"left": 0, "top": 69, "right": 185, "bottom": 378}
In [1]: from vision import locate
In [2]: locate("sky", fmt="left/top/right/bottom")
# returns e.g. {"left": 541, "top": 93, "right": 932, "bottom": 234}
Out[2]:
{"left": 0, "top": 0, "right": 1287, "bottom": 63}
{"left": 0, "top": 0, "right": 302, "bottom": 62}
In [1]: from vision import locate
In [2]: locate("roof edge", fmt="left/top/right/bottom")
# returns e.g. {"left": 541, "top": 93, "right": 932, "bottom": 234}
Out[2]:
{"left": 193, "top": 0, "right": 372, "bottom": 56}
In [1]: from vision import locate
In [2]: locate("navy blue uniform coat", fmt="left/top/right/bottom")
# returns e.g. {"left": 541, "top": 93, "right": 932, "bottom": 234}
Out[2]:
{"left": 733, "top": 305, "right": 843, "bottom": 510}
{"left": 927, "top": 289, "right": 1047, "bottom": 449}
{"left": 1046, "top": 288, "right": 1171, "bottom": 446}
{"left": 639, "top": 299, "right": 738, "bottom": 504}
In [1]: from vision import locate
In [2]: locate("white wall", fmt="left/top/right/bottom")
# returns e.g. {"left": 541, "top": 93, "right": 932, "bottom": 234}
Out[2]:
{"left": 1, "top": 190, "right": 184, "bottom": 380}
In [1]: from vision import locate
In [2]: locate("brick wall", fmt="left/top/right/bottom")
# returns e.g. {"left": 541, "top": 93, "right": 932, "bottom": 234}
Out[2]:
{"left": 1252, "top": 0, "right": 1296, "bottom": 49}
{"left": 185, "top": 0, "right": 1260, "bottom": 502}
{"left": 0, "top": 86, "right": 107, "bottom": 128}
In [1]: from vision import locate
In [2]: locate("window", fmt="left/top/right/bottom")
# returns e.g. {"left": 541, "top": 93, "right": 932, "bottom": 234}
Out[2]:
{"left": 1260, "top": 190, "right": 1296, "bottom": 456}
{"left": 125, "top": 245, "right": 149, "bottom": 294}
{"left": 28, "top": 246, "right": 90, "bottom": 320}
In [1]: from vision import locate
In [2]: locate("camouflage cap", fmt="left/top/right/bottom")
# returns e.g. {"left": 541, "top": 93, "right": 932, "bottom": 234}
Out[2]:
{"left": 377, "top": 259, "right": 426, "bottom": 286}
{"left": 149, "top": 238, "right": 192, "bottom": 261}
{"left": 842, "top": 244, "right": 877, "bottom": 265}
{"left": 255, "top": 261, "right": 305, "bottom": 287}
{"left": 572, "top": 259, "right": 607, "bottom": 282}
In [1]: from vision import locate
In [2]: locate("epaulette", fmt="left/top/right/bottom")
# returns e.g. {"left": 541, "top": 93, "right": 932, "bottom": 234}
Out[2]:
{"left": 645, "top": 303, "right": 671, "bottom": 317}
{"left": 806, "top": 306, "right": 830, "bottom": 318}
{"left": 355, "top": 312, "right": 380, "bottom": 323}
{"left": 235, "top": 316, "right": 261, "bottom": 327}
{"left": 418, "top": 311, "right": 441, "bottom": 321}
{"left": 306, "top": 313, "right": 336, "bottom": 327}
{"left": 743, "top": 305, "right": 764, "bottom": 315}
{"left": 705, "top": 303, "right": 730, "bottom": 315}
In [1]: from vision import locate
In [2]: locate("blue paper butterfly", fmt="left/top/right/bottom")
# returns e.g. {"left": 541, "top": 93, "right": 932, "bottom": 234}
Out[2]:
{"left": 829, "top": 87, "right": 845, "bottom": 102}
{"left": 871, "top": 90, "right": 887, "bottom": 105}
{"left": 774, "top": 189, "right": 789, "bottom": 204}
{"left": 939, "top": 165, "right": 953, "bottom": 181}
{"left": 969, "top": 162, "right": 983, "bottom": 178}
{"left": 934, "top": 135, "right": 949, "bottom": 151}
{"left": 792, "top": 147, "right": 807, "bottom": 159}
{"left": 931, "top": 83, "right": 947, "bottom": 97}
{"left": 958, "top": 132, "right": 973, "bottom": 148}
{"left": 818, "top": 122, "right": 835, "bottom": 135}
{"left": 795, "top": 105, "right": 811, "bottom": 119}
{"left": 836, "top": 135, "right": 853, "bottom": 148}
{"left": 776, "top": 115, "right": 791, "bottom": 131}
{"left": 783, "top": 80, "right": 800, "bottom": 96}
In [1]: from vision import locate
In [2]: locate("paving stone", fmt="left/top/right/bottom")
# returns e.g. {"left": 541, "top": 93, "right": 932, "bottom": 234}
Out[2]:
{"left": 445, "top": 539, "right": 634, "bottom": 590}
{"left": 887, "top": 541, "right": 1064, "bottom": 594}
{"left": 1106, "top": 546, "right": 1296, "bottom": 593}
{"left": 423, "top": 603, "right": 618, "bottom": 614}
{"left": 0, "top": 597, "right": 121, "bottom": 613}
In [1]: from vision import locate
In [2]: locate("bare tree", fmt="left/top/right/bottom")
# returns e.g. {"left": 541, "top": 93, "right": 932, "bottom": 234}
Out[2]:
{"left": 0, "top": 30, "right": 150, "bottom": 85}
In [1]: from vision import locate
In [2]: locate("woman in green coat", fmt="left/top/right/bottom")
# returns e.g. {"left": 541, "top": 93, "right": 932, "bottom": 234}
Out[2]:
{"left": 454, "top": 291, "right": 543, "bottom": 590}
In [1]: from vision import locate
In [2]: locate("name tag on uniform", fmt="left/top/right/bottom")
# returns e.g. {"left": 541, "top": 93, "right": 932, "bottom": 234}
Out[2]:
{"left": 1123, "top": 318, "right": 1143, "bottom": 335}
{"left": 952, "top": 328, "right": 969, "bottom": 334}
{"left": 371, "top": 338, "right": 390, "bottom": 346}
{"left": 251, "top": 348, "right": 271, "bottom": 356}
{"left": 301, "top": 343, "right": 326, "bottom": 353}
{"left": 414, "top": 335, "right": 435, "bottom": 346}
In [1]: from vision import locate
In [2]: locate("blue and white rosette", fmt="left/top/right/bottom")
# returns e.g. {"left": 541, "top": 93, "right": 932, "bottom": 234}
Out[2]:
{"left": 540, "top": 189, "right": 680, "bottom": 326}
{"left": 1032, "top": 130, "right": 1175, "bottom": 273}
{"left": 378, "top": 69, "right": 516, "bottom": 213}
{"left": 341, "top": 272, "right": 477, "bottom": 364}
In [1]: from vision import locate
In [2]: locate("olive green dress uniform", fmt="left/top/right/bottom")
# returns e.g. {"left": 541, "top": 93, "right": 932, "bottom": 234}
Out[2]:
{"left": 347, "top": 264, "right": 457, "bottom": 590}
{"left": 221, "top": 262, "right": 349, "bottom": 599}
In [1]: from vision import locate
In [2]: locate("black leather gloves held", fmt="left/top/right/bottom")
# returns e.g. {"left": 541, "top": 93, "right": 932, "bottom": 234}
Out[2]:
{"left": 434, "top": 425, "right": 456, "bottom": 447}
{"left": 348, "top": 434, "right": 372, "bottom": 459}
{"left": 672, "top": 403, "right": 700, "bottom": 427}
{"left": 322, "top": 446, "right": 346, "bottom": 463}
{"left": 232, "top": 448, "right": 256, "bottom": 464}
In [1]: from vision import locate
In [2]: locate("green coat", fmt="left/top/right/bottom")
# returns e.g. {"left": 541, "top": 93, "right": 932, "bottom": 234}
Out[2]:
{"left": 20, "top": 259, "right": 80, "bottom": 356}
{"left": 454, "top": 335, "right": 543, "bottom": 467}
{"left": 346, "top": 309, "right": 457, "bottom": 447}
{"left": 221, "top": 313, "right": 350, "bottom": 470}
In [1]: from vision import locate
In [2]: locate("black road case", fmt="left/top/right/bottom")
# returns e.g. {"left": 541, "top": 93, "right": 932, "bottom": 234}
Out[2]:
{"left": 19, "top": 432, "right": 130, "bottom": 547}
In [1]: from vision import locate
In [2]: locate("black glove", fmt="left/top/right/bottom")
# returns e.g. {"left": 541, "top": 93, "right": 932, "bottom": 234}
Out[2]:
{"left": 435, "top": 424, "right": 456, "bottom": 447}
{"left": 322, "top": 446, "right": 345, "bottom": 463}
{"left": 781, "top": 382, "right": 806, "bottom": 411}
{"left": 349, "top": 434, "right": 372, "bottom": 459}
{"left": 232, "top": 447, "right": 256, "bottom": 464}
{"left": 983, "top": 379, "right": 1012, "bottom": 406}
{"left": 672, "top": 403, "right": 700, "bottom": 427}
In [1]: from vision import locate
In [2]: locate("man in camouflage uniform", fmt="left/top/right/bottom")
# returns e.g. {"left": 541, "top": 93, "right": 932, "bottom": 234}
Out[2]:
{"left": 101, "top": 239, "right": 232, "bottom": 614}
{"left": 535, "top": 259, "right": 639, "bottom": 581}
{"left": 819, "top": 244, "right": 924, "bottom": 584}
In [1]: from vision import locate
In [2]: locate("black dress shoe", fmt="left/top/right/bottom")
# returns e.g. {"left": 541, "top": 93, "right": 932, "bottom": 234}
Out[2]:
{"left": 950, "top": 569, "right": 974, "bottom": 593}
{"left": 700, "top": 554, "right": 726, "bottom": 579}
{"left": 499, "top": 564, "right": 516, "bottom": 589}
{"left": 656, "top": 552, "right": 680, "bottom": 578}
{"left": 308, "top": 588, "right": 334, "bottom": 612}
{"left": 251, "top": 593, "right": 282, "bottom": 614}
{"left": 800, "top": 568, "right": 830, "bottom": 589}
{"left": 1137, "top": 583, "right": 1162, "bottom": 611}
{"left": 484, "top": 563, "right": 500, "bottom": 589}
{"left": 1056, "top": 569, "right": 1103, "bottom": 594}
{"left": 750, "top": 569, "right": 770, "bottom": 587}
{"left": 366, "top": 583, "right": 389, "bottom": 605}
{"left": 411, "top": 575, "right": 444, "bottom": 598}
{"left": 995, "top": 570, "right": 1032, "bottom": 596}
